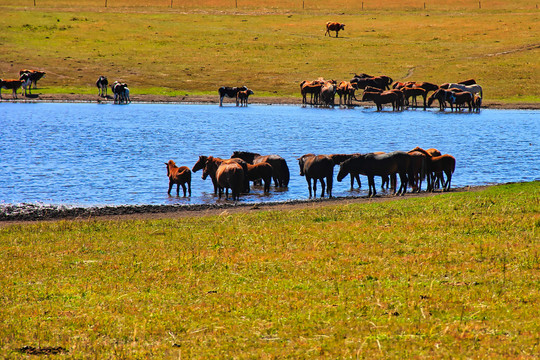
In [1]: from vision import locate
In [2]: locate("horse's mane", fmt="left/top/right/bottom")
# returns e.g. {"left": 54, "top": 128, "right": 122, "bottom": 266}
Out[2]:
{"left": 409, "top": 147, "right": 431, "bottom": 157}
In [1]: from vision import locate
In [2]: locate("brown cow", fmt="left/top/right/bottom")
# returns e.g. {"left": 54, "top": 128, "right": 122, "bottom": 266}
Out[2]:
{"left": 237, "top": 89, "right": 254, "bottom": 106}
{"left": 0, "top": 79, "right": 23, "bottom": 99}
{"left": 325, "top": 22, "right": 345, "bottom": 37}
{"left": 164, "top": 160, "right": 192, "bottom": 196}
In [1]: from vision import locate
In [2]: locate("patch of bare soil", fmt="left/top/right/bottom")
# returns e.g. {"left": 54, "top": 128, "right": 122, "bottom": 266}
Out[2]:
{"left": 5, "top": 93, "right": 540, "bottom": 109}
{"left": 0, "top": 185, "right": 491, "bottom": 225}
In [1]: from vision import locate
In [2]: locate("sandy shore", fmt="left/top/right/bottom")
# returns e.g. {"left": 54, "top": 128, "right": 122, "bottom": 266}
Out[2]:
{"left": 3, "top": 93, "right": 540, "bottom": 109}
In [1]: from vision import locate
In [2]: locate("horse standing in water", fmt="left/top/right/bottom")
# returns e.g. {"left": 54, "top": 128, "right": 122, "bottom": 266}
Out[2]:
{"left": 202, "top": 156, "right": 245, "bottom": 201}
{"left": 298, "top": 154, "right": 334, "bottom": 198}
{"left": 337, "top": 152, "right": 412, "bottom": 197}
{"left": 164, "top": 160, "right": 191, "bottom": 196}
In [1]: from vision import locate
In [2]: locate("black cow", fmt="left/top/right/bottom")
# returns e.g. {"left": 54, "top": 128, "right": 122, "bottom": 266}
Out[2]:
{"left": 96, "top": 76, "right": 108, "bottom": 97}
{"left": 218, "top": 86, "right": 248, "bottom": 106}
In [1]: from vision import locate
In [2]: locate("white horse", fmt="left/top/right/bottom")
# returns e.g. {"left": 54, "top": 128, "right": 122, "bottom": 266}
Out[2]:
{"left": 447, "top": 83, "right": 483, "bottom": 99}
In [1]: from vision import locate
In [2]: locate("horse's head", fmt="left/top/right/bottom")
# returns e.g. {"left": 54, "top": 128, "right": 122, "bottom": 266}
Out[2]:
{"left": 192, "top": 155, "right": 208, "bottom": 172}
{"left": 336, "top": 162, "right": 349, "bottom": 182}
{"left": 297, "top": 157, "right": 305, "bottom": 176}
{"left": 165, "top": 160, "right": 176, "bottom": 177}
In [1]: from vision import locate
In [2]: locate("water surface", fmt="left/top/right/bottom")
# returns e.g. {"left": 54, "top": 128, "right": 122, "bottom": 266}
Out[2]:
{"left": 0, "top": 103, "right": 538, "bottom": 206}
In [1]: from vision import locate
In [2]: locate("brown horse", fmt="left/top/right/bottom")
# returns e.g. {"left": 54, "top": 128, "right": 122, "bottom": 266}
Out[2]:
{"left": 246, "top": 162, "right": 273, "bottom": 193}
{"left": 337, "top": 151, "right": 412, "bottom": 197}
{"left": 165, "top": 160, "right": 192, "bottom": 196}
{"left": 406, "top": 150, "right": 427, "bottom": 192}
{"left": 194, "top": 155, "right": 249, "bottom": 193}
{"left": 362, "top": 91, "right": 398, "bottom": 111}
{"left": 202, "top": 156, "right": 245, "bottom": 200}
{"left": 427, "top": 89, "right": 456, "bottom": 111}
{"left": 410, "top": 147, "right": 455, "bottom": 191}
{"left": 231, "top": 151, "right": 289, "bottom": 187}
{"left": 327, "top": 154, "right": 362, "bottom": 189}
{"left": 298, "top": 154, "right": 334, "bottom": 198}
{"left": 402, "top": 86, "right": 427, "bottom": 110}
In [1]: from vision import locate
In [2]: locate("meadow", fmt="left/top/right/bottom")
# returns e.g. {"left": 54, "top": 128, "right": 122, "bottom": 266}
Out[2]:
{"left": 0, "top": 0, "right": 538, "bottom": 103}
{"left": 1, "top": 182, "right": 539, "bottom": 358}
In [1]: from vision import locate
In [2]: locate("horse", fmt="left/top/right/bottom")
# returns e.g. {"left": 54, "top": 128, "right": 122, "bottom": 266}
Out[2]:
{"left": 451, "top": 91, "right": 474, "bottom": 112}
{"left": 231, "top": 151, "right": 290, "bottom": 187}
{"left": 427, "top": 89, "right": 456, "bottom": 111}
{"left": 164, "top": 160, "right": 191, "bottom": 196}
{"left": 409, "top": 147, "right": 455, "bottom": 191}
{"left": 300, "top": 80, "right": 323, "bottom": 105}
{"left": 297, "top": 154, "right": 334, "bottom": 198}
{"left": 402, "top": 86, "right": 427, "bottom": 110}
{"left": 406, "top": 150, "right": 427, "bottom": 192}
{"left": 246, "top": 162, "right": 273, "bottom": 193}
{"left": 444, "top": 83, "right": 483, "bottom": 99}
{"left": 325, "top": 22, "right": 345, "bottom": 37}
{"left": 362, "top": 91, "right": 398, "bottom": 111}
{"left": 337, "top": 152, "right": 412, "bottom": 197}
{"left": 327, "top": 154, "right": 362, "bottom": 189}
{"left": 202, "top": 156, "right": 245, "bottom": 200}
{"left": 194, "top": 155, "right": 249, "bottom": 194}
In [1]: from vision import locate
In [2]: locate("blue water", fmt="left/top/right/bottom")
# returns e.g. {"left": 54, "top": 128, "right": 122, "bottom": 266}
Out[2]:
{"left": 0, "top": 102, "right": 538, "bottom": 206}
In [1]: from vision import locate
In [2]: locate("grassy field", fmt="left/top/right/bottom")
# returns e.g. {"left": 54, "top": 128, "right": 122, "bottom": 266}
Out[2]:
{"left": 1, "top": 182, "right": 539, "bottom": 358}
{"left": 0, "top": 0, "right": 538, "bottom": 103}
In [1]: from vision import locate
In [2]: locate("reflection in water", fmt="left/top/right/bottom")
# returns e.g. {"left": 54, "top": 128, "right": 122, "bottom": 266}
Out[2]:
{"left": 0, "top": 103, "right": 538, "bottom": 206}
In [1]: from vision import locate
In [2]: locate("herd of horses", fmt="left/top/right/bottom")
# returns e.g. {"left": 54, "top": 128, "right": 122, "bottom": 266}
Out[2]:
{"left": 165, "top": 147, "right": 456, "bottom": 201}
{"left": 300, "top": 73, "right": 483, "bottom": 111}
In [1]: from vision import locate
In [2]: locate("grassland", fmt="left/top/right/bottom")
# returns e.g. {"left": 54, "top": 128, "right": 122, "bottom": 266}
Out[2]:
{"left": 1, "top": 182, "right": 539, "bottom": 358}
{"left": 0, "top": 0, "right": 538, "bottom": 103}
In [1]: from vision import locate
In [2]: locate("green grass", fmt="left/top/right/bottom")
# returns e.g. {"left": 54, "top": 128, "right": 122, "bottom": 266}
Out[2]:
{"left": 0, "top": 4, "right": 538, "bottom": 103}
{"left": 1, "top": 182, "right": 539, "bottom": 358}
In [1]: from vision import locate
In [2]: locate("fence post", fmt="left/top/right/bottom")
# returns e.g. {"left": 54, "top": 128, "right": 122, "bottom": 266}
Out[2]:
{"left": 424, "top": 2, "right": 426, "bottom": 9}
{"left": 302, "top": 1, "right": 304, "bottom": 10}
{"left": 105, "top": 0, "right": 107, "bottom": 7}
{"left": 362, "top": 2, "right": 364, "bottom": 10}
{"left": 479, "top": 1, "right": 481, "bottom": 8}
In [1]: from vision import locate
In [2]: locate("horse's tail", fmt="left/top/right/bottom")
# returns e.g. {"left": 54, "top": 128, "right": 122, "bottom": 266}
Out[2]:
{"left": 282, "top": 161, "right": 290, "bottom": 187}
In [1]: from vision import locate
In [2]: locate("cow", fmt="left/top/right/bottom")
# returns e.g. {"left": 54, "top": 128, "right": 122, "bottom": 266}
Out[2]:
{"left": 0, "top": 79, "right": 23, "bottom": 99}
{"left": 20, "top": 73, "right": 33, "bottom": 97}
{"left": 325, "top": 22, "right": 345, "bottom": 37}
{"left": 96, "top": 76, "right": 108, "bottom": 97}
{"left": 237, "top": 89, "right": 254, "bottom": 106}
{"left": 19, "top": 69, "right": 46, "bottom": 90}
{"left": 111, "top": 81, "right": 130, "bottom": 104}
{"left": 218, "top": 86, "right": 247, "bottom": 106}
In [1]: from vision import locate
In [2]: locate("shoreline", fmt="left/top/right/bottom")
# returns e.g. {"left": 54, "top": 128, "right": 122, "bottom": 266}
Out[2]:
{"left": 2, "top": 93, "right": 539, "bottom": 110}
{"left": 0, "top": 184, "right": 499, "bottom": 224}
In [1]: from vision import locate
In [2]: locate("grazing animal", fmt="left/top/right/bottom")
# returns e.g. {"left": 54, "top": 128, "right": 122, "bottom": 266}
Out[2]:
{"left": 362, "top": 91, "right": 398, "bottom": 111}
{"left": 194, "top": 155, "right": 249, "bottom": 193}
{"left": 19, "top": 73, "right": 33, "bottom": 96}
{"left": 319, "top": 80, "right": 337, "bottom": 107}
{"left": 237, "top": 89, "right": 254, "bottom": 106}
{"left": 111, "top": 81, "right": 130, "bottom": 104}
{"left": 427, "top": 89, "right": 456, "bottom": 111}
{"left": 458, "top": 79, "right": 477, "bottom": 85}
{"left": 19, "top": 69, "right": 46, "bottom": 89}
{"left": 298, "top": 154, "right": 334, "bottom": 198}
{"left": 96, "top": 76, "right": 108, "bottom": 97}
{"left": 410, "top": 147, "right": 455, "bottom": 191}
{"left": 443, "top": 83, "right": 483, "bottom": 99}
{"left": 402, "top": 86, "right": 428, "bottom": 109}
{"left": 451, "top": 91, "right": 474, "bottom": 112}
{"left": 406, "top": 149, "right": 427, "bottom": 192}
{"left": 218, "top": 86, "right": 247, "bottom": 106}
{"left": 203, "top": 156, "right": 245, "bottom": 200}
{"left": 245, "top": 162, "right": 273, "bottom": 193}
{"left": 300, "top": 80, "right": 323, "bottom": 105}
{"left": 328, "top": 154, "right": 362, "bottom": 189}
{"left": 473, "top": 94, "right": 482, "bottom": 112}
{"left": 164, "top": 160, "right": 192, "bottom": 196}
{"left": 0, "top": 79, "right": 23, "bottom": 99}
{"left": 231, "top": 151, "right": 290, "bottom": 187}
{"left": 336, "top": 81, "right": 358, "bottom": 106}
{"left": 325, "top": 22, "right": 345, "bottom": 37}
{"left": 337, "top": 152, "right": 412, "bottom": 197}
{"left": 193, "top": 155, "right": 219, "bottom": 194}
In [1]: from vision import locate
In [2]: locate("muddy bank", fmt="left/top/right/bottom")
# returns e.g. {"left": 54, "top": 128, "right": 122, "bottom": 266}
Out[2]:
{"left": 3, "top": 93, "right": 540, "bottom": 109}
{"left": 1, "top": 185, "right": 491, "bottom": 224}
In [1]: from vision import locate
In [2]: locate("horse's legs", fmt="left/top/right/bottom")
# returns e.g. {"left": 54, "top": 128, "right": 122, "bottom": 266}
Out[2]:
{"left": 368, "top": 176, "right": 376, "bottom": 197}
{"left": 176, "top": 183, "right": 181, "bottom": 196}
{"left": 306, "top": 178, "right": 313, "bottom": 198}
{"left": 327, "top": 176, "right": 333, "bottom": 198}
{"left": 167, "top": 181, "right": 173, "bottom": 195}
{"left": 320, "top": 178, "right": 326, "bottom": 197}
{"left": 355, "top": 174, "right": 362, "bottom": 189}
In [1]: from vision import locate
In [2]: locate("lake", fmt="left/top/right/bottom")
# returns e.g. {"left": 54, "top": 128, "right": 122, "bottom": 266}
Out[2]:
{"left": 0, "top": 102, "right": 538, "bottom": 206}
